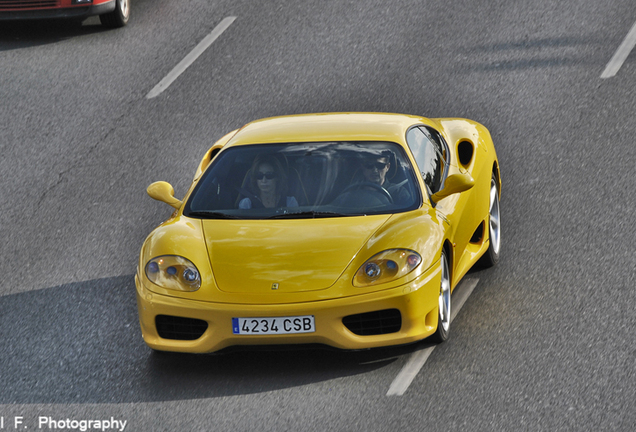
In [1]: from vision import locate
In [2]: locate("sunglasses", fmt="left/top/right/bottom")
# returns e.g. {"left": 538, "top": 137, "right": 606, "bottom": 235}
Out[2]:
{"left": 363, "top": 162, "right": 388, "bottom": 170}
{"left": 256, "top": 172, "right": 276, "bottom": 180}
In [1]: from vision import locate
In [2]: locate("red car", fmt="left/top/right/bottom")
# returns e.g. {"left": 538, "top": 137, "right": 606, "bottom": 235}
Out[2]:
{"left": 0, "top": 0, "right": 129, "bottom": 27}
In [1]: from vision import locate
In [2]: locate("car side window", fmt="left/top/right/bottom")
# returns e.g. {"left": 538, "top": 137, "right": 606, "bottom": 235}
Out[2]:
{"left": 405, "top": 126, "right": 447, "bottom": 194}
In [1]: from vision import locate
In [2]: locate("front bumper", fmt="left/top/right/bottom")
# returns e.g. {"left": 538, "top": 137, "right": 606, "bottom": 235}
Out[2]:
{"left": 135, "top": 262, "right": 443, "bottom": 354}
{"left": 0, "top": 0, "right": 114, "bottom": 20}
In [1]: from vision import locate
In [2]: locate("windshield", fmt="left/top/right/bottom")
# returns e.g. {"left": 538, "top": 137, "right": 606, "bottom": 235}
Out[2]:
{"left": 184, "top": 142, "right": 421, "bottom": 219}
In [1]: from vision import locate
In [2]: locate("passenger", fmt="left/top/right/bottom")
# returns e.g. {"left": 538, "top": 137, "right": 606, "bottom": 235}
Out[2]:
{"left": 239, "top": 156, "right": 299, "bottom": 209}
{"left": 360, "top": 153, "right": 411, "bottom": 204}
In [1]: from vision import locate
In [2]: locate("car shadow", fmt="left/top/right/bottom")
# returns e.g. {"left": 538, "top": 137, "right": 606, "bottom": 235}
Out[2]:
{"left": 0, "top": 275, "right": 429, "bottom": 404}
{"left": 0, "top": 18, "right": 108, "bottom": 51}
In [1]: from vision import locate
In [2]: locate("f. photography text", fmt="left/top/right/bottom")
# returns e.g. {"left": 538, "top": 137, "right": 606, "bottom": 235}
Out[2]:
{"left": 1, "top": 416, "right": 127, "bottom": 431}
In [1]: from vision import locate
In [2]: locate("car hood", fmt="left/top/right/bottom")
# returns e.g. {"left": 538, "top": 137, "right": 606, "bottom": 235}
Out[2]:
{"left": 201, "top": 215, "right": 391, "bottom": 294}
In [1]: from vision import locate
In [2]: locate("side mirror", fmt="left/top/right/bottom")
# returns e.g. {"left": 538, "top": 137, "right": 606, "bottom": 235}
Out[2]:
{"left": 147, "top": 181, "right": 183, "bottom": 209}
{"left": 431, "top": 173, "right": 474, "bottom": 203}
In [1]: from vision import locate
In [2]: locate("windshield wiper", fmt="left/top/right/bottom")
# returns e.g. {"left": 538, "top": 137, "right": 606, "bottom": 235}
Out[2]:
{"left": 187, "top": 211, "right": 240, "bottom": 219}
{"left": 269, "top": 211, "right": 360, "bottom": 219}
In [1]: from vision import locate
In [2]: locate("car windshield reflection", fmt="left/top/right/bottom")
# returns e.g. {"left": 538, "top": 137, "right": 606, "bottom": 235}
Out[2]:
{"left": 184, "top": 142, "right": 421, "bottom": 219}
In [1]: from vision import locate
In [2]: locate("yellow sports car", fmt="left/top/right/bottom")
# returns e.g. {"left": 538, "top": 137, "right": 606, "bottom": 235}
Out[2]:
{"left": 136, "top": 112, "right": 501, "bottom": 353}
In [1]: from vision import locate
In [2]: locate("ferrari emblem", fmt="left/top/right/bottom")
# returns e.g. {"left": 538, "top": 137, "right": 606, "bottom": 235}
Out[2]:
{"left": 271, "top": 283, "right": 279, "bottom": 290}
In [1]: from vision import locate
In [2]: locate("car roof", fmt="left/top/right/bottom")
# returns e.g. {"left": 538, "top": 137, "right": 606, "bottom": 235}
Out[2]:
{"left": 225, "top": 112, "right": 428, "bottom": 147}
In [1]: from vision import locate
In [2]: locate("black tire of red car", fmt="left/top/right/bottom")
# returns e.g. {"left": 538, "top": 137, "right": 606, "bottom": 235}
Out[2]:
{"left": 431, "top": 250, "right": 451, "bottom": 343}
{"left": 99, "top": 0, "right": 130, "bottom": 28}
{"left": 478, "top": 172, "right": 501, "bottom": 268}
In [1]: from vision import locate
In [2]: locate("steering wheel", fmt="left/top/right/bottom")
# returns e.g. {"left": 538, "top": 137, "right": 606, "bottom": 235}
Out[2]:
{"left": 341, "top": 182, "right": 393, "bottom": 204}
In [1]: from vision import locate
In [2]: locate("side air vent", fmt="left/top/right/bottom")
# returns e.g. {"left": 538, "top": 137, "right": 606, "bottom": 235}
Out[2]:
{"left": 470, "top": 222, "right": 485, "bottom": 243}
{"left": 457, "top": 140, "right": 474, "bottom": 167}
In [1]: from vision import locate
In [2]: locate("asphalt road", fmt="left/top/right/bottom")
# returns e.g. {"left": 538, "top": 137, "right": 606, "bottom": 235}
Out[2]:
{"left": 1, "top": 0, "right": 635, "bottom": 430}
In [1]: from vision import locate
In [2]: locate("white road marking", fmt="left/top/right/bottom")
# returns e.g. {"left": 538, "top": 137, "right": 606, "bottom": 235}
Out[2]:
{"left": 449, "top": 277, "right": 479, "bottom": 323}
{"left": 386, "top": 346, "right": 436, "bottom": 396}
{"left": 601, "top": 20, "right": 636, "bottom": 79}
{"left": 359, "top": 357, "right": 400, "bottom": 365}
{"left": 146, "top": 16, "right": 237, "bottom": 99}
{"left": 386, "top": 278, "right": 480, "bottom": 396}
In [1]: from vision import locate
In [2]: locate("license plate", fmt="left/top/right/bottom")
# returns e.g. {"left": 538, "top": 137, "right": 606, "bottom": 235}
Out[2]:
{"left": 232, "top": 315, "right": 315, "bottom": 335}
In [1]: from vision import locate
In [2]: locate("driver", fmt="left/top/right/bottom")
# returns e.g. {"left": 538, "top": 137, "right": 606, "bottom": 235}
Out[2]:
{"left": 360, "top": 154, "right": 411, "bottom": 204}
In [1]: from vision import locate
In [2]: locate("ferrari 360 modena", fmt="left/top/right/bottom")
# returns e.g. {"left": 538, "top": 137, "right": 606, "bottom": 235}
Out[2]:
{"left": 136, "top": 112, "right": 501, "bottom": 353}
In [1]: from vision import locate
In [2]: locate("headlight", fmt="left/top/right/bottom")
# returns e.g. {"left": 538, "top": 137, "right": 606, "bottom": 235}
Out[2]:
{"left": 353, "top": 249, "right": 422, "bottom": 287}
{"left": 145, "top": 255, "right": 201, "bottom": 291}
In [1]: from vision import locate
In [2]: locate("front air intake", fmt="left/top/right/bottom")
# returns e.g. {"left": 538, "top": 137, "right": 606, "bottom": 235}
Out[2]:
{"left": 343, "top": 309, "right": 402, "bottom": 336}
{"left": 155, "top": 315, "right": 208, "bottom": 340}
{"left": 0, "top": 0, "right": 59, "bottom": 10}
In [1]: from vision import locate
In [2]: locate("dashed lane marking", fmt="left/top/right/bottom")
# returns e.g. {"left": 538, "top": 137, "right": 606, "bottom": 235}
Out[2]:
{"left": 146, "top": 16, "right": 237, "bottom": 99}
{"left": 386, "top": 278, "right": 480, "bottom": 396}
{"left": 601, "top": 20, "right": 636, "bottom": 79}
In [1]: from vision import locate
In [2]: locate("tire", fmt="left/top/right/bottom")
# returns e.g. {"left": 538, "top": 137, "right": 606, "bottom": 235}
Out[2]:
{"left": 478, "top": 172, "right": 501, "bottom": 268}
{"left": 99, "top": 0, "right": 130, "bottom": 28}
{"left": 431, "top": 250, "right": 451, "bottom": 343}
